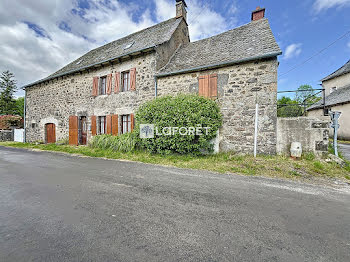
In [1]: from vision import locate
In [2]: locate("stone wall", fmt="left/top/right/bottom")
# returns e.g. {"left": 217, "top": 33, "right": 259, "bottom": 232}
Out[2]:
{"left": 277, "top": 117, "right": 329, "bottom": 156}
{"left": 0, "top": 130, "right": 13, "bottom": 142}
{"left": 157, "top": 58, "right": 279, "bottom": 154}
{"left": 26, "top": 53, "right": 158, "bottom": 143}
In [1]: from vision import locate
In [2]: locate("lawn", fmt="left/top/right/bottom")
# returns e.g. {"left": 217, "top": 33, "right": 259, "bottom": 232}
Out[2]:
{"left": 1, "top": 142, "right": 349, "bottom": 182}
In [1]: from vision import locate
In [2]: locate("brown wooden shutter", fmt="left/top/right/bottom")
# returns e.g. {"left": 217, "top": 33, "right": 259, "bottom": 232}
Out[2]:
{"left": 92, "top": 77, "right": 99, "bottom": 97}
{"left": 209, "top": 74, "right": 218, "bottom": 99}
{"left": 130, "top": 114, "right": 135, "bottom": 131}
{"left": 91, "top": 115, "right": 97, "bottom": 136}
{"left": 115, "top": 72, "right": 120, "bottom": 93}
{"left": 106, "top": 115, "right": 112, "bottom": 134}
{"left": 130, "top": 68, "right": 136, "bottom": 91}
{"left": 106, "top": 74, "right": 112, "bottom": 95}
{"left": 112, "top": 114, "right": 118, "bottom": 136}
{"left": 69, "top": 116, "right": 78, "bottom": 146}
{"left": 198, "top": 75, "right": 209, "bottom": 97}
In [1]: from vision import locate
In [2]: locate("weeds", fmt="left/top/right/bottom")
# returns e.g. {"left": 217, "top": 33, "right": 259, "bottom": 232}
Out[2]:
{"left": 1, "top": 142, "right": 349, "bottom": 182}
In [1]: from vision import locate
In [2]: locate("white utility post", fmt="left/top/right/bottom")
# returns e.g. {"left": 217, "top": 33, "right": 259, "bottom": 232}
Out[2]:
{"left": 254, "top": 103, "right": 259, "bottom": 158}
{"left": 251, "top": 87, "right": 261, "bottom": 158}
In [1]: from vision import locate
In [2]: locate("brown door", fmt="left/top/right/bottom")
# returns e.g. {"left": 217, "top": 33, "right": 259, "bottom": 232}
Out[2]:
{"left": 46, "top": 123, "right": 56, "bottom": 144}
{"left": 79, "top": 116, "right": 87, "bottom": 145}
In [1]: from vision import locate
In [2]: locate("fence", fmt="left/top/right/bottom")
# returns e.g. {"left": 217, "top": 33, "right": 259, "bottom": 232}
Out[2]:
{"left": 277, "top": 88, "right": 325, "bottom": 117}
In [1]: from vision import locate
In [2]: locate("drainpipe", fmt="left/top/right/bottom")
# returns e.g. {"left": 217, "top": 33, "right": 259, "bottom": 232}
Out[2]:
{"left": 23, "top": 88, "right": 27, "bottom": 143}
{"left": 154, "top": 76, "right": 158, "bottom": 97}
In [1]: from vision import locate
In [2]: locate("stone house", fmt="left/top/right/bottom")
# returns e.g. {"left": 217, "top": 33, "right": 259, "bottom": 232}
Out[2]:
{"left": 307, "top": 59, "right": 350, "bottom": 140}
{"left": 23, "top": 1, "right": 282, "bottom": 154}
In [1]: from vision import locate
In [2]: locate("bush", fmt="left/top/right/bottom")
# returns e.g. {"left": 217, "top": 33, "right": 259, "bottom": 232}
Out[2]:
{"left": 0, "top": 115, "right": 23, "bottom": 130}
{"left": 134, "top": 94, "right": 222, "bottom": 155}
{"left": 89, "top": 133, "right": 137, "bottom": 152}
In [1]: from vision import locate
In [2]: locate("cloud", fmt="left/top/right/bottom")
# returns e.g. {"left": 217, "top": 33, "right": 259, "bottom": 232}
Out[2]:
{"left": 283, "top": 43, "right": 302, "bottom": 60}
{"left": 348, "top": 41, "right": 350, "bottom": 49}
{"left": 154, "top": 0, "right": 237, "bottom": 41}
{"left": 313, "top": 0, "right": 350, "bottom": 13}
{"left": 0, "top": 0, "right": 238, "bottom": 96}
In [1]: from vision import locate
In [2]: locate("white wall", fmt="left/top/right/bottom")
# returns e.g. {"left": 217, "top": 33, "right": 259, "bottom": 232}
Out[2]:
{"left": 323, "top": 72, "right": 350, "bottom": 96}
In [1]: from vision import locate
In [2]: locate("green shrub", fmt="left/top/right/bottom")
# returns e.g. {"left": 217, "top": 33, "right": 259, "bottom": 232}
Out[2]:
{"left": 89, "top": 133, "right": 137, "bottom": 152}
{"left": 134, "top": 94, "right": 222, "bottom": 155}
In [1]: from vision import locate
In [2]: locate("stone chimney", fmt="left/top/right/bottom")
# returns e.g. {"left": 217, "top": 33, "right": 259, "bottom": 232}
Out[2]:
{"left": 176, "top": 0, "right": 187, "bottom": 21}
{"left": 251, "top": 7, "right": 265, "bottom": 21}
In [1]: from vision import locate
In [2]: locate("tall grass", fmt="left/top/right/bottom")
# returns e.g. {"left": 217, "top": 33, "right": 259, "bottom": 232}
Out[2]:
{"left": 89, "top": 133, "right": 137, "bottom": 152}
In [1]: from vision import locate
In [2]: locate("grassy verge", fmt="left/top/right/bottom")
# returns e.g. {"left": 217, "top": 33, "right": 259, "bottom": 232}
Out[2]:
{"left": 1, "top": 142, "right": 349, "bottom": 182}
{"left": 330, "top": 139, "right": 350, "bottom": 145}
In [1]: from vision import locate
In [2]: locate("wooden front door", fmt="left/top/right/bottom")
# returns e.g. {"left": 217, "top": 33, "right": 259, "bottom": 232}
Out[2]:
{"left": 46, "top": 123, "right": 56, "bottom": 144}
{"left": 79, "top": 116, "right": 87, "bottom": 145}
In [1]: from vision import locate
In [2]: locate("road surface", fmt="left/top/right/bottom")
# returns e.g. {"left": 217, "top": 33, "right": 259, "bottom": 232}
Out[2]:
{"left": 339, "top": 143, "right": 350, "bottom": 161}
{"left": 0, "top": 147, "right": 349, "bottom": 262}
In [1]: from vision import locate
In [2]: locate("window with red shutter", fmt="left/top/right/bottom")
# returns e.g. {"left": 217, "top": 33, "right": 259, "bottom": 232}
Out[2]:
{"left": 198, "top": 74, "right": 218, "bottom": 99}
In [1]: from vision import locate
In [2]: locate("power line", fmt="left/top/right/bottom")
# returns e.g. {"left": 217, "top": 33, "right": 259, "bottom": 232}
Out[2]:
{"left": 279, "top": 29, "right": 350, "bottom": 77}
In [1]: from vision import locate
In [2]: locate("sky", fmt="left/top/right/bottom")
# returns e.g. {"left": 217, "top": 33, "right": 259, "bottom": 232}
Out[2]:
{"left": 0, "top": 0, "right": 349, "bottom": 98}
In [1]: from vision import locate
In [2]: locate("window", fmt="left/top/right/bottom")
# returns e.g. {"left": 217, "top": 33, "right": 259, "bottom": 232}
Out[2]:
{"left": 198, "top": 74, "right": 218, "bottom": 99}
{"left": 330, "top": 87, "right": 337, "bottom": 93}
{"left": 122, "top": 71, "right": 130, "bottom": 92}
{"left": 98, "top": 116, "right": 106, "bottom": 134}
{"left": 99, "top": 76, "right": 107, "bottom": 95}
{"left": 121, "top": 115, "right": 131, "bottom": 134}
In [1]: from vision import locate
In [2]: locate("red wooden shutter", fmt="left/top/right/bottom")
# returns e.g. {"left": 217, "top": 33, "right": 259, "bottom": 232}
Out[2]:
{"left": 198, "top": 75, "right": 210, "bottom": 97}
{"left": 69, "top": 116, "right": 79, "bottom": 146}
{"left": 115, "top": 72, "right": 120, "bottom": 93}
{"left": 91, "top": 116, "right": 97, "bottom": 136}
{"left": 112, "top": 114, "right": 118, "bottom": 136}
{"left": 209, "top": 74, "right": 218, "bottom": 99}
{"left": 130, "top": 68, "right": 136, "bottom": 91}
{"left": 106, "top": 74, "right": 112, "bottom": 95}
{"left": 92, "top": 77, "right": 99, "bottom": 97}
{"left": 106, "top": 115, "right": 112, "bottom": 134}
{"left": 130, "top": 114, "right": 135, "bottom": 131}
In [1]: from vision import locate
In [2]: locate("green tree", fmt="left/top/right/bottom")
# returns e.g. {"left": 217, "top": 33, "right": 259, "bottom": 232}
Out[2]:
{"left": 15, "top": 97, "right": 25, "bottom": 117}
{"left": 277, "top": 96, "right": 302, "bottom": 117}
{"left": 0, "top": 70, "right": 17, "bottom": 115}
{"left": 295, "top": 84, "right": 321, "bottom": 105}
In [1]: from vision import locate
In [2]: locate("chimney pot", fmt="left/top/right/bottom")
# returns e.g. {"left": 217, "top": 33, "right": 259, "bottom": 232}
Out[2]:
{"left": 251, "top": 7, "right": 265, "bottom": 21}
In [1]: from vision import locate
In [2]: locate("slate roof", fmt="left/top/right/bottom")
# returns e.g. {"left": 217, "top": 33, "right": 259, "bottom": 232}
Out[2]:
{"left": 157, "top": 18, "right": 281, "bottom": 76}
{"left": 24, "top": 18, "right": 183, "bottom": 88}
{"left": 308, "top": 84, "right": 350, "bottom": 110}
{"left": 322, "top": 59, "right": 350, "bottom": 82}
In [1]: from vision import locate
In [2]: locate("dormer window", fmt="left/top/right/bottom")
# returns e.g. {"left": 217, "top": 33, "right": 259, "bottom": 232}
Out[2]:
{"left": 330, "top": 87, "right": 337, "bottom": 93}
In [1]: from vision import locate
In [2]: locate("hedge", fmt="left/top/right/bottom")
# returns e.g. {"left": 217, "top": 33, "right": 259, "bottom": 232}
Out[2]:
{"left": 134, "top": 94, "right": 222, "bottom": 155}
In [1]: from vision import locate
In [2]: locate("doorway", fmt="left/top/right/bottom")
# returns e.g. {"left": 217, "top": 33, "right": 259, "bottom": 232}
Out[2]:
{"left": 45, "top": 123, "right": 56, "bottom": 144}
{"left": 79, "top": 116, "right": 87, "bottom": 145}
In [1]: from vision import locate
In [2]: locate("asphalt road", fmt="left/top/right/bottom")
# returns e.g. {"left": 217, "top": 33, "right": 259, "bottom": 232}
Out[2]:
{"left": 0, "top": 147, "right": 349, "bottom": 262}
{"left": 339, "top": 143, "right": 350, "bottom": 161}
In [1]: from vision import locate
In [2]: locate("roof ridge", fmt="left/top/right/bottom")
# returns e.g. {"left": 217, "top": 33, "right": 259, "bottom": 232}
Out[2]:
{"left": 88, "top": 17, "right": 177, "bottom": 54}
{"left": 322, "top": 59, "right": 350, "bottom": 81}
{"left": 189, "top": 18, "right": 268, "bottom": 45}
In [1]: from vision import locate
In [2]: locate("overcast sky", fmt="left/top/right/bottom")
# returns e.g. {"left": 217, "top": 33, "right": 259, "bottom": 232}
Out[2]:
{"left": 0, "top": 0, "right": 349, "bottom": 97}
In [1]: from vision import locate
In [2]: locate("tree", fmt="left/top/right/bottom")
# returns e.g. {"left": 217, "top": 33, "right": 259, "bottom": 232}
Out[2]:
{"left": 277, "top": 96, "right": 301, "bottom": 117}
{"left": 295, "top": 84, "right": 321, "bottom": 105}
{"left": 0, "top": 70, "right": 17, "bottom": 115}
{"left": 15, "top": 97, "right": 25, "bottom": 117}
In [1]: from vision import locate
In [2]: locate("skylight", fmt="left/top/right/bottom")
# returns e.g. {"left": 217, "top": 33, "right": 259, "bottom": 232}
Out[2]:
{"left": 124, "top": 42, "right": 135, "bottom": 50}
{"left": 76, "top": 59, "right": 83, "bottom": 65}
